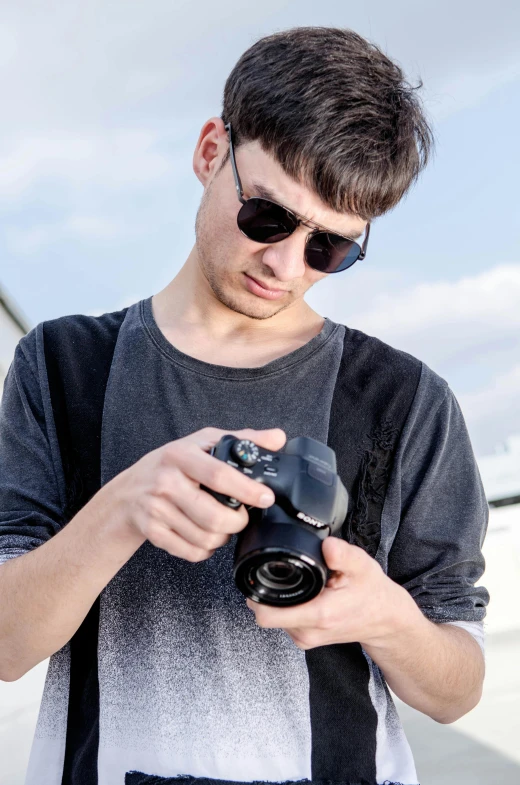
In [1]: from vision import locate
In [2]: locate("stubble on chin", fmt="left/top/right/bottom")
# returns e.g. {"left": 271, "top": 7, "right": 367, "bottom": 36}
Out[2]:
{"left": 204, "top": 265, "right": 294, "bottom": 321}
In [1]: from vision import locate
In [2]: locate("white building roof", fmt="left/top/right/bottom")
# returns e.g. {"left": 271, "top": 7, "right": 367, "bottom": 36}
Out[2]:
{"left": 478, "top": 434, "right": 520, "bottom": 504}
{"left": 0, "top": 285, "right": 30, "bottom": 335}
{"left": 0, "top": 286, "right": 29, "bottom": 396}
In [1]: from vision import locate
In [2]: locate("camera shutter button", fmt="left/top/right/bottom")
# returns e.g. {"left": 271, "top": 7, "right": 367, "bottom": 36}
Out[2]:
{"left": 230, "top": 439, "right": 260, "bottom": 467}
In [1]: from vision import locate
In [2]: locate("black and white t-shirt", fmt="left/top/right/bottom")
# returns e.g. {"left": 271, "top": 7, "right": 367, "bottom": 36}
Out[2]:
{"left": 0, "top": 297, "right": 489, "bottom": 785}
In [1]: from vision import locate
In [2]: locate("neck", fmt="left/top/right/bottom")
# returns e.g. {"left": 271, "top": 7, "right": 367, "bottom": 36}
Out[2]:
{"left": 152, "top": 245, "right": 324, "bottom": 346}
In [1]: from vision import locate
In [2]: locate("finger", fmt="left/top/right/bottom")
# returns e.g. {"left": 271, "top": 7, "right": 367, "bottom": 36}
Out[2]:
{"left": 232, "top": 427, "right": 287, "bottom": 452}
{"left": 170, "top": 441, "right": 277, "bottom": 509}
{"left": 171, "top": 473, "right": 251, "bottom": 535}
{"left": 246, "top": 596, "right": 319, "bottom": 629}
{"left": 146, "top": 519, "right": 217, "bottom": 562}
{"left": 325, "top": 570, "right": 348, "bottom": 590}
{"left": 185, "top": 426, "right": 287, "bottom": 454}
{"left": 145, "top": 496, "right": 232, "bottom": 552}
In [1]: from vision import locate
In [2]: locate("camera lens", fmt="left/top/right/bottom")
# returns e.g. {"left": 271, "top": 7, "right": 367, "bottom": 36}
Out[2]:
{"left": 234, "top": 512, "right": 329, "bottom": 606}
{"left": 238, "top": 549, "right": 320, "bottom": 606}
{"left": 255, "top": 560, "right": 304, "bottom": 591}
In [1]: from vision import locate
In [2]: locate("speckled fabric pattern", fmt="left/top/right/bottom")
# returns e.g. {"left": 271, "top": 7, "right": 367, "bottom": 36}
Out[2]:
{"left": 95, "top": 299, "right": 342, "bottom": 785}
{"left": 0, "top": 296, "right": 489, "bottom": 785}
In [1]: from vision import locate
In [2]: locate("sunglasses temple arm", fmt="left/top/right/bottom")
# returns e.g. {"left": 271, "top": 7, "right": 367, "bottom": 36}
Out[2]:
{"left": 224, "top": 122, "right": 246, "bottom": 205}
{"left": 359, "top": 222, "right": 370, "bottom": 260}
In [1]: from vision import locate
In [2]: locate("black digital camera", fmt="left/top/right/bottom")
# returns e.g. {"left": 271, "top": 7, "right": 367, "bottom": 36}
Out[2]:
{"left": 204, "top": 434, "right": 348, "bottom": 607}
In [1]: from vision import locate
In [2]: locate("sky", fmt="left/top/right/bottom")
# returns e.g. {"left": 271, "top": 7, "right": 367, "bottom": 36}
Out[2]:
{"left": 0, "top": 0, "right": 519, "bottom": 458}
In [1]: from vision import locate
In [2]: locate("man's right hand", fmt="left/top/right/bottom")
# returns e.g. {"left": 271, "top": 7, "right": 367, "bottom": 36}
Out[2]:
{"left": 1, "top": 425, "right": 291, "bottom": 682}
{"left": 108, "top": 427, "right": 287, "bottom": 563}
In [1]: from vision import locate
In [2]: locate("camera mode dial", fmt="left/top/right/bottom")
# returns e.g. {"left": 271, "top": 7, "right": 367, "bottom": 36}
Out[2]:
{"left": 231, "top": 439, "right": 260, "bottom": 467}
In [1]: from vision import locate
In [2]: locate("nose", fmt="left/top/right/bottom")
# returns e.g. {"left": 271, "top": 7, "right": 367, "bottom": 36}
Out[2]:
{"left": 259, "top": 225, "right": 310, "bottom": 283}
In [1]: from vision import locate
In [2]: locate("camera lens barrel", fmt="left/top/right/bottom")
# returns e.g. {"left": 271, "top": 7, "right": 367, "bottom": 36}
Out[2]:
{"left": 234, "top": 511, "right": 329, "bottom": 606}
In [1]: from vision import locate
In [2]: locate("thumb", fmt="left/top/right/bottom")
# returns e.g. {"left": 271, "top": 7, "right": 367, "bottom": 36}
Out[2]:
{"left": 322, "top": 535, "right": 352, "bottom": 572}
{"left": 322, "top": 536, "right": 368, "bottom": 578}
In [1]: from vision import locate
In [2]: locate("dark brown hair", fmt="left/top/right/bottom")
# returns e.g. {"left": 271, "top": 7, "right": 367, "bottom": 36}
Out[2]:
{"left": 220, "top": 26, "right": 435, "bottom": 221}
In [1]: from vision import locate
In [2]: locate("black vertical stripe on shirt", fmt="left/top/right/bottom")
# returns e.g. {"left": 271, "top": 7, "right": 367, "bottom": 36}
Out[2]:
{"left": 309, "top": 327, "right": 422, "bottom": 782}
{"left": 306, "top": 644, "right": 378, "bottom": 782}
{"left": 43, "top": 308, "right": 128, "bottom": 785}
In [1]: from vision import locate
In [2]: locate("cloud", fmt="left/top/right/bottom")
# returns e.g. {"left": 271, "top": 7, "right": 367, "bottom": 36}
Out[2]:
{"left": 378, "top": 1, "right": 520, "bottom": 120}
{"left": 86, "top": 292, "right": 144, "bottom": 317}
{"left": 1, "top": 0, "right": 518, "bottom": 136}
{"left": 460, "top": 364, "right": 520, "bottom": 424}
{"left": 458, "top": 364, "right": 520, "bottom": 456}
{"left": 4, "top": 214, "right": 128, "bottom": 254}
{"left": 310, "top": 263, "right": 520, "bottom": 367}
{"left": 307, "top": 263, "right": 520, "bottom": 455}
{"left": 0, "top": 130, "right": 173, "bottom": 199}
{"left": 352, "top": 263, "right": 520, "bottom": 330}
{"left": 426, "top": 58, "right": 520, "bottom": 121}
{"left": 0, "top": 22, "right": 18, "bottom": 68}
{"left": 1, "top": 1, "right": 517, "bottom": 210}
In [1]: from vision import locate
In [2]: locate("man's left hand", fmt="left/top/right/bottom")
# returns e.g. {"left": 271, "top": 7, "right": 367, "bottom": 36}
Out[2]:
{"left": 245, "top": 535, "right": 419, "bottom": 650}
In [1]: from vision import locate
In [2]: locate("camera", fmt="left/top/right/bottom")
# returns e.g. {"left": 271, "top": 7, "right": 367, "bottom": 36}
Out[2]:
{"left": 203, "top": 434, "right": 348, "bottom": 607}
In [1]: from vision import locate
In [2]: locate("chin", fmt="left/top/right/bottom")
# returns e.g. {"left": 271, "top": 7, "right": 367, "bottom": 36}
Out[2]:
{"left": 214, "top": 280, "right": 290, "bottom": 321}
{"left": 231, "top": 295, "right": 289, "bottom": 321}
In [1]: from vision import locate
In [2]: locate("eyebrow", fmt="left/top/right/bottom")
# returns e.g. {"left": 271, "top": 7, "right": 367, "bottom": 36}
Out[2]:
{"left": 250, "top": 180, "right": 365, "bottom": 240}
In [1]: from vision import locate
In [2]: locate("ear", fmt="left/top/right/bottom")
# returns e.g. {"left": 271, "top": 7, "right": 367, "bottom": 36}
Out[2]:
{"left": 193, "top": 117, "right": 228, "bottom": 187}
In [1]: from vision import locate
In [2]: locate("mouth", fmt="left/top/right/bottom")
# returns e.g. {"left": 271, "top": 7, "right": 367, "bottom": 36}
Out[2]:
{"left": 244, "top": 273, "right": 288, "bottom": 300}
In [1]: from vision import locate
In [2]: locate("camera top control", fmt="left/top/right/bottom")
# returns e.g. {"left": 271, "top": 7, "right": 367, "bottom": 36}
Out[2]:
{"left": 230, "top": 439, "right": 260, "bottom": 467}
{"left": 206, "top": 434, "right": 348, "bottom": 535}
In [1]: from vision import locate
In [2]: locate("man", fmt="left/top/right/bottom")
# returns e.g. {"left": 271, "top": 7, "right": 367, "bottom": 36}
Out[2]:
{"left": 0, "top": 26, "right": 488, "bottom": 785}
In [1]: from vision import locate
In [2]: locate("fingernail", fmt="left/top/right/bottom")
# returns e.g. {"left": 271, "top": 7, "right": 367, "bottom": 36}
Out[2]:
{"left": 259, "top": 492, "right": 275, "bottom": 507}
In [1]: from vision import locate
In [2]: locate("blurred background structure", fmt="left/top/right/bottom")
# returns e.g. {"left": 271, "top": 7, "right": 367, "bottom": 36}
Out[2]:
{"left": 1, "top": 0, "right": 519, "bottom": 782}
{"left": 0, "top": 287, "right": 29, "bottom": 391}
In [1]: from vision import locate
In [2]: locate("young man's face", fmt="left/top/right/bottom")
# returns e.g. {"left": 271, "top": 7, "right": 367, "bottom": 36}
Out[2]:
{"left": 194, "top": 121, "right": 367, "bottom": 322}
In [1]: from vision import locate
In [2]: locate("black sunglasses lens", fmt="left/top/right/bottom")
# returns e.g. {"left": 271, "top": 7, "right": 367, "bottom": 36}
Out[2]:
{"left": 237, "top": 198, "right": 298, "bottom": 243}
{"left": 306, "top": 233, "right": 361, "bottom": 273}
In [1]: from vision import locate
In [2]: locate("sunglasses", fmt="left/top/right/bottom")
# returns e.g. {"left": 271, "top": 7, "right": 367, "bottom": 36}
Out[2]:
{"left": 224, "top": 122, "right": 370, "bottom": 274}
